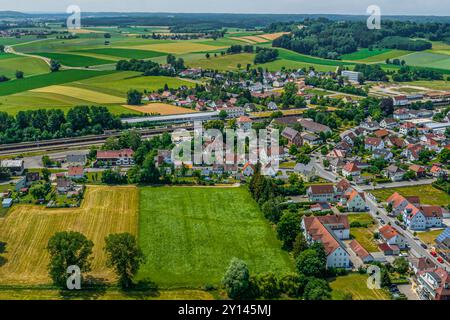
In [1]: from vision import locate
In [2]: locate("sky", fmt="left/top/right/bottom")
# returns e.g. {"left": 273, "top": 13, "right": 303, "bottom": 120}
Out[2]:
{"left": 2, "top": 0, "right": 450, "bottom": 16}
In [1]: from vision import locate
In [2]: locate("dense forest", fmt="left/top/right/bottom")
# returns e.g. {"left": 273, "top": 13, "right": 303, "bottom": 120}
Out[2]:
{"left": 0, "top": 106, "right": 122, "bottom": 144}
{"left": 271, "top": 18, "right": 450, "bottom": 59}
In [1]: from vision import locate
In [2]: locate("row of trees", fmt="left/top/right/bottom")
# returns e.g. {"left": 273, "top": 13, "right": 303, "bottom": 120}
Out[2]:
{"left": 0, "top": 106, "right": 122, "bottom": 144}
{"left": 47, "top": 231, "right": 144, "bottom": 289}
{"left": 272, "top": 18, "right": 447, "bottom": 59}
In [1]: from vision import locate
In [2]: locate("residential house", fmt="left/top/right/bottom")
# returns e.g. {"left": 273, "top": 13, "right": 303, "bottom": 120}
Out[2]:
{"left": 393, "top": 95, "right": 409, "bottom": 107}
{"left": 307, "top": 184, "right": 336, "bottom": 202}
{"left": 67, "top": 166, "right": 84, "bottom": 180}
{"left": 26, "top": 172, "right": 40, "bottom": 184}
{"left": 96, "top": 149, "right": 135, "bottom": 167}
{"left": 342, "top": 162, "right": 361, "bottom": 179}
{"left": 364, "top": 137, "right": 384, "bottom": 151}
{"left": 416, "top": 268, "right": 450, "bottom": 300}
{"left": 2, "top": 198, "right": 13, "bottom": 208}
{"left": 380, "top": 118, "right": 398, "bottom": 129}
{"left": 400, "top": 122, "right": 416, "bottom": 135}
{"left": 335, "top": 179, "right": 352, "bottom": 196}
{"left": 340, "top": 189, "right": 367, "bottom": 212}
{"left": 66, "top": 154, "right": 87, "bottom": 166}
{"left": 0, "top": 160, "right": 24, "bottom": 175}
{"left": 394, "top": 108, "right": 411, "bottom": 121}
{"left": 154, "top": 150, "right": 173, "bottom": 168}
{"left": 329, "top": 157, "right": 345, "bottom": 174}
{"left": 267, "top": 102, "right": 278, "bottom": 110}
{"left": 372, "top": 149, "right": 393, "bottom": 160}
{"left": 349, "top": 240, "right": 374, "bottom": 263}
{"left": 409, "top": 164, "right": 426, "bottom": 178}
{"left": 242, "top": 162, "right": 256, "bottom": 177}
{"left": 294, "top": 162, "right": 316, "bottom": 182}
{"left": 298, "top": 119, "right": 331, "bottom": 134}
{"left": 430, "top": 164, "right": 447, "bottom": 178}
{"left": 310, "top": 202, "right": 332, "bottom": 213}
{"left": 302, "top": 215, "right": 351, "bottom": 269}
{"left": 301, "top": 133, "right": 321, "bottom": 146}
{"left": 281, "top": 127, "right": 303, "bottom": 147}
{"left": 379, "top": 225, "right": 407, "bottom": 249}
{"left": 360, "top": 121, "right": 380, "bottom": 135}
{"left": 409, "top": 257, "right": 436, "bottom": 274}
{"left": 387, "top": 192, "right": 420, "bottom": 217}
{"left": 403, "top": 204, "right": 443, "bottom": 230}
{"left": 383, "top": 165, "right": 405, "bottom": 182}
{"left": 237, "top": 116, "right": 253, "bottom": 131}
{"left": 378, "top": 243, "right": 400, "bottom": 256}
{"left": 435, "top": 228, "right": 450, "bottom": 263}
{"left": 374, "top": 129, "right": 389, "bottom": 139}
{"left": 56, "top": 173, "right": 73, "bottom": 194}
{"left": 386, "top": 136, "right": 405, "bottom": 149}
{"left": 402, "top": 144, "right": 424, "bottom": 162}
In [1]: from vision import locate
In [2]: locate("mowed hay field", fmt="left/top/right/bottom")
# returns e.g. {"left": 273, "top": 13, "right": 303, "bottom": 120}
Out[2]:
{"left": 123, "top": 103, "right": 197, "bottom": 115}
{"left": 330, "top": 273, "right": 390, "bottom": 300}
{"left": 0, "top": 55, "right": 49, "bottom": 78}
{"left": 138, "top": 186, "right": 294, "bottom": 288}
{"left": 371, "top": 185, "right": 450, "bottom": 206}
{"left": 0, "top": 185, "right": 139, "bottom": 285}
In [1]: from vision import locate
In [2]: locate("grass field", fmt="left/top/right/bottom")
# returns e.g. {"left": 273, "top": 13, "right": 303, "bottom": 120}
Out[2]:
{"left": 330, "top": 273, "right": 390, "bottom": 300}
{"left": 75, "top": 48, "right": 167, "bottom": 60}
{"left": 348, "top": 213, "right": 375, "bottom": 226}
{"left": 401, "top": 52, "right": 450, "bottom": 70}
{"left": 0, "top": 185, "right": 139, "bottom": 285}
{"left": 417, "top": 229, "right": 445, "bottom": 246}
{"left": 371, "top": 185, "right": 450, "bottom": 206}
{"left": 187, "top": 53, "right": 255, "bottom": 71}
{"left": 394, "top": 80, "right": 450, "bottom": 91}
{"left": 138, "top": 186, "right": 293, "bottom": 288}
{"left": 123, "top": 103, "right": 196, "bottom": 115}
{"left": 0, "top": 55, "right": 49, "bottom": 78}
{"left": 32, "top": 85, "right": 125, "bottom": 104}
{"left": 350, "top": 228, "right": 379, "bottom": 253}
{"left": 0, "top": 69, "right": 115, "bottom": 96}
{"left": 30, "top": 52, "right": 115, "bottom": 67}
{"left": 341, "top": 49, "right": 410, "bottom": 63}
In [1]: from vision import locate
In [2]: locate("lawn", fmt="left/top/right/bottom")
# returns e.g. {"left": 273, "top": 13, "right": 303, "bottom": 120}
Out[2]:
{"left": 0, "top": 185, "right": 139, "bottom": 285}
{"left": 417, "top": 229, "right": 445, "bottom": 246}
{"left": 0, "top": 69, "right": 115, "bottom": 96}
{"left": 330, "top": 273, "right": 390, "bottom": 300}
{"left": 138, "top": 186, "right": 293, "bottom": 288}
{"left": 341, "top": 49, "right": 410, "bottom": 63}
{"left": 0, "top": 55, "right": 49, "bottom": 78}
{"left": 31, "top": 52, "right": 116, "bottom": 67}
{"left": 371, "top": 185, "right": 450, "bottom": 206}
{"left": 348, "top": 213, "right": 375, "bottom": 227}
{"left": 350, "top": 227, "right": 379, "bottom": 253}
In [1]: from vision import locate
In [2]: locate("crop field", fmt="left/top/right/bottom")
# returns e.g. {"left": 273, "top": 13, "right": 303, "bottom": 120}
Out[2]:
{"left": 330, "top": 273, "right": 390, "bottom": 300}
{"left": 69, "top": 72, "right": 196, "bottom": 97}
{"left": 401, "top": 52, "right": 450, "bottom": 70}
{"left": 259, "top": 32, "right": 289, "bottom": 41}
{"left": 278, "top": 48, "right": 354, "bottom": 66}
{"left": 75, "top": 48, "right": 166, "bottom": 60}
{"left": 341, "top": 48, "right": 392, "bottom": 61}
{"left": 123, "top": 103, "right": 197, "bottom": 115}
{"left": 138, "top": 186, "right": 293, "bottom": 288}
{"left": 0, "top": 55, "right": 49, "bottom": 78}
{"left": 371, "top": 185, "right": 450, "bottom": 206}
{"left": 30, "top": 52, "right": 115, "bottom": 67}
{"left": 124, "top": 42, "right": 227, "bottom": 54}
{"left": 0, "top": 185, "right": 139, "bottom": 285}
{"left": 32, "top": 85, "right": 125, "bottom": 104}
{"left": 0, "top": 69, "right": 115, "bottom": 96}
{"left": 187, "top": 53, "right": 255, "bottom": 71}
{"left": 258, "top": 59, "right": 338, "bottom": 72}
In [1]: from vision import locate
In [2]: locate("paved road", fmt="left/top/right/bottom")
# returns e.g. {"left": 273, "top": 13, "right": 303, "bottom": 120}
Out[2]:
{"left": 23, "top": 149, "right": 89, "bottom": 169}
{"left": 311, "top": 153, "right": 450, "bottom": 271}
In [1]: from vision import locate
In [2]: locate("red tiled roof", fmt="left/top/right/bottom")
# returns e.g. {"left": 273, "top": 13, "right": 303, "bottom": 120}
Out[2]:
{"left": 365, "top": 137, "right": 382, "bottom": 146}
{"left": 409, "top": 164, "right": 425, "bottom": 173}
{"left": 379, "top": 225, "right": 401, "bottom": 240}
{"left": 343, "top": 162, "right": 360, "bottom": 173}
{"left": 68, "top": 166, "right": 83, "bottom": 176}
{"left": 309, "top": 184, "right": 335, "bottom": 195}
{"left": 420, "top": 206, "right": 443, "bottom": 218}
{"left": 303, "top": 215, "right": 349, "bottom": 255}
{"left": 336, "top": 179, "right": 351, "bottom": 193}
{"left": 97, "top": 149, "right": 134, "bottom": 159}
{"left": 349, "top": 240, "right": 371, "bottom": 259}
{"left": 375, "top": 129, "right": 389, "bottom": 138}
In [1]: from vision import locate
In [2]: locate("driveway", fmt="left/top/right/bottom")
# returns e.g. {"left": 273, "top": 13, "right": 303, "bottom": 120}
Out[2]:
{"left": 398, "top": 284, "right": 419, "bottom": 300}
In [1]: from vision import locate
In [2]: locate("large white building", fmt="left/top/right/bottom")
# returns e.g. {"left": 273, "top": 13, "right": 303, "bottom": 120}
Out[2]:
{"left": 341, "top": 70, "right": 362, "bottom": 83}
{"left": 302, "top": 215, "right": 351, "bottom": 269}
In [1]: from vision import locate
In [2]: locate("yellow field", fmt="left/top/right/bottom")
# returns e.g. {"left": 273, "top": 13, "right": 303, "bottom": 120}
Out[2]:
{"left": 229, "top": 37, "right": 257, "bottom": 44}
{"left": 0, "top": 288, "right": 214, "bottom": 300}
{"left": 125, "top": 42, "right": 226, "bottom": 54}
{"left": 70, "top": 29, "right": 106, "bottom": 34}
{"left": 32, "top": 85, "right": 125, "bottom": 104}
{"left": 123, "top": 103, "right": 197, "bottom": 115}
{"left": 0, "top": 185, "right": 139, "bottom": 285}
{"left": 259, "top": 32, "right": 289, "bottom": 40}
{"left": 240, "top": 36, "right": 268, "bottom": 44}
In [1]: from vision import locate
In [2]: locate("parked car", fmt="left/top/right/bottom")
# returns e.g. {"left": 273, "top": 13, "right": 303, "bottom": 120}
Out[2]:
{"left": 437, "top": 257, "right": 444, "bottom": 264}
{"left": 421, "top": 243, "right": 428, "bottom": 249}
{"left": 431, "top": 251, "right": 437, "bottom": 257}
